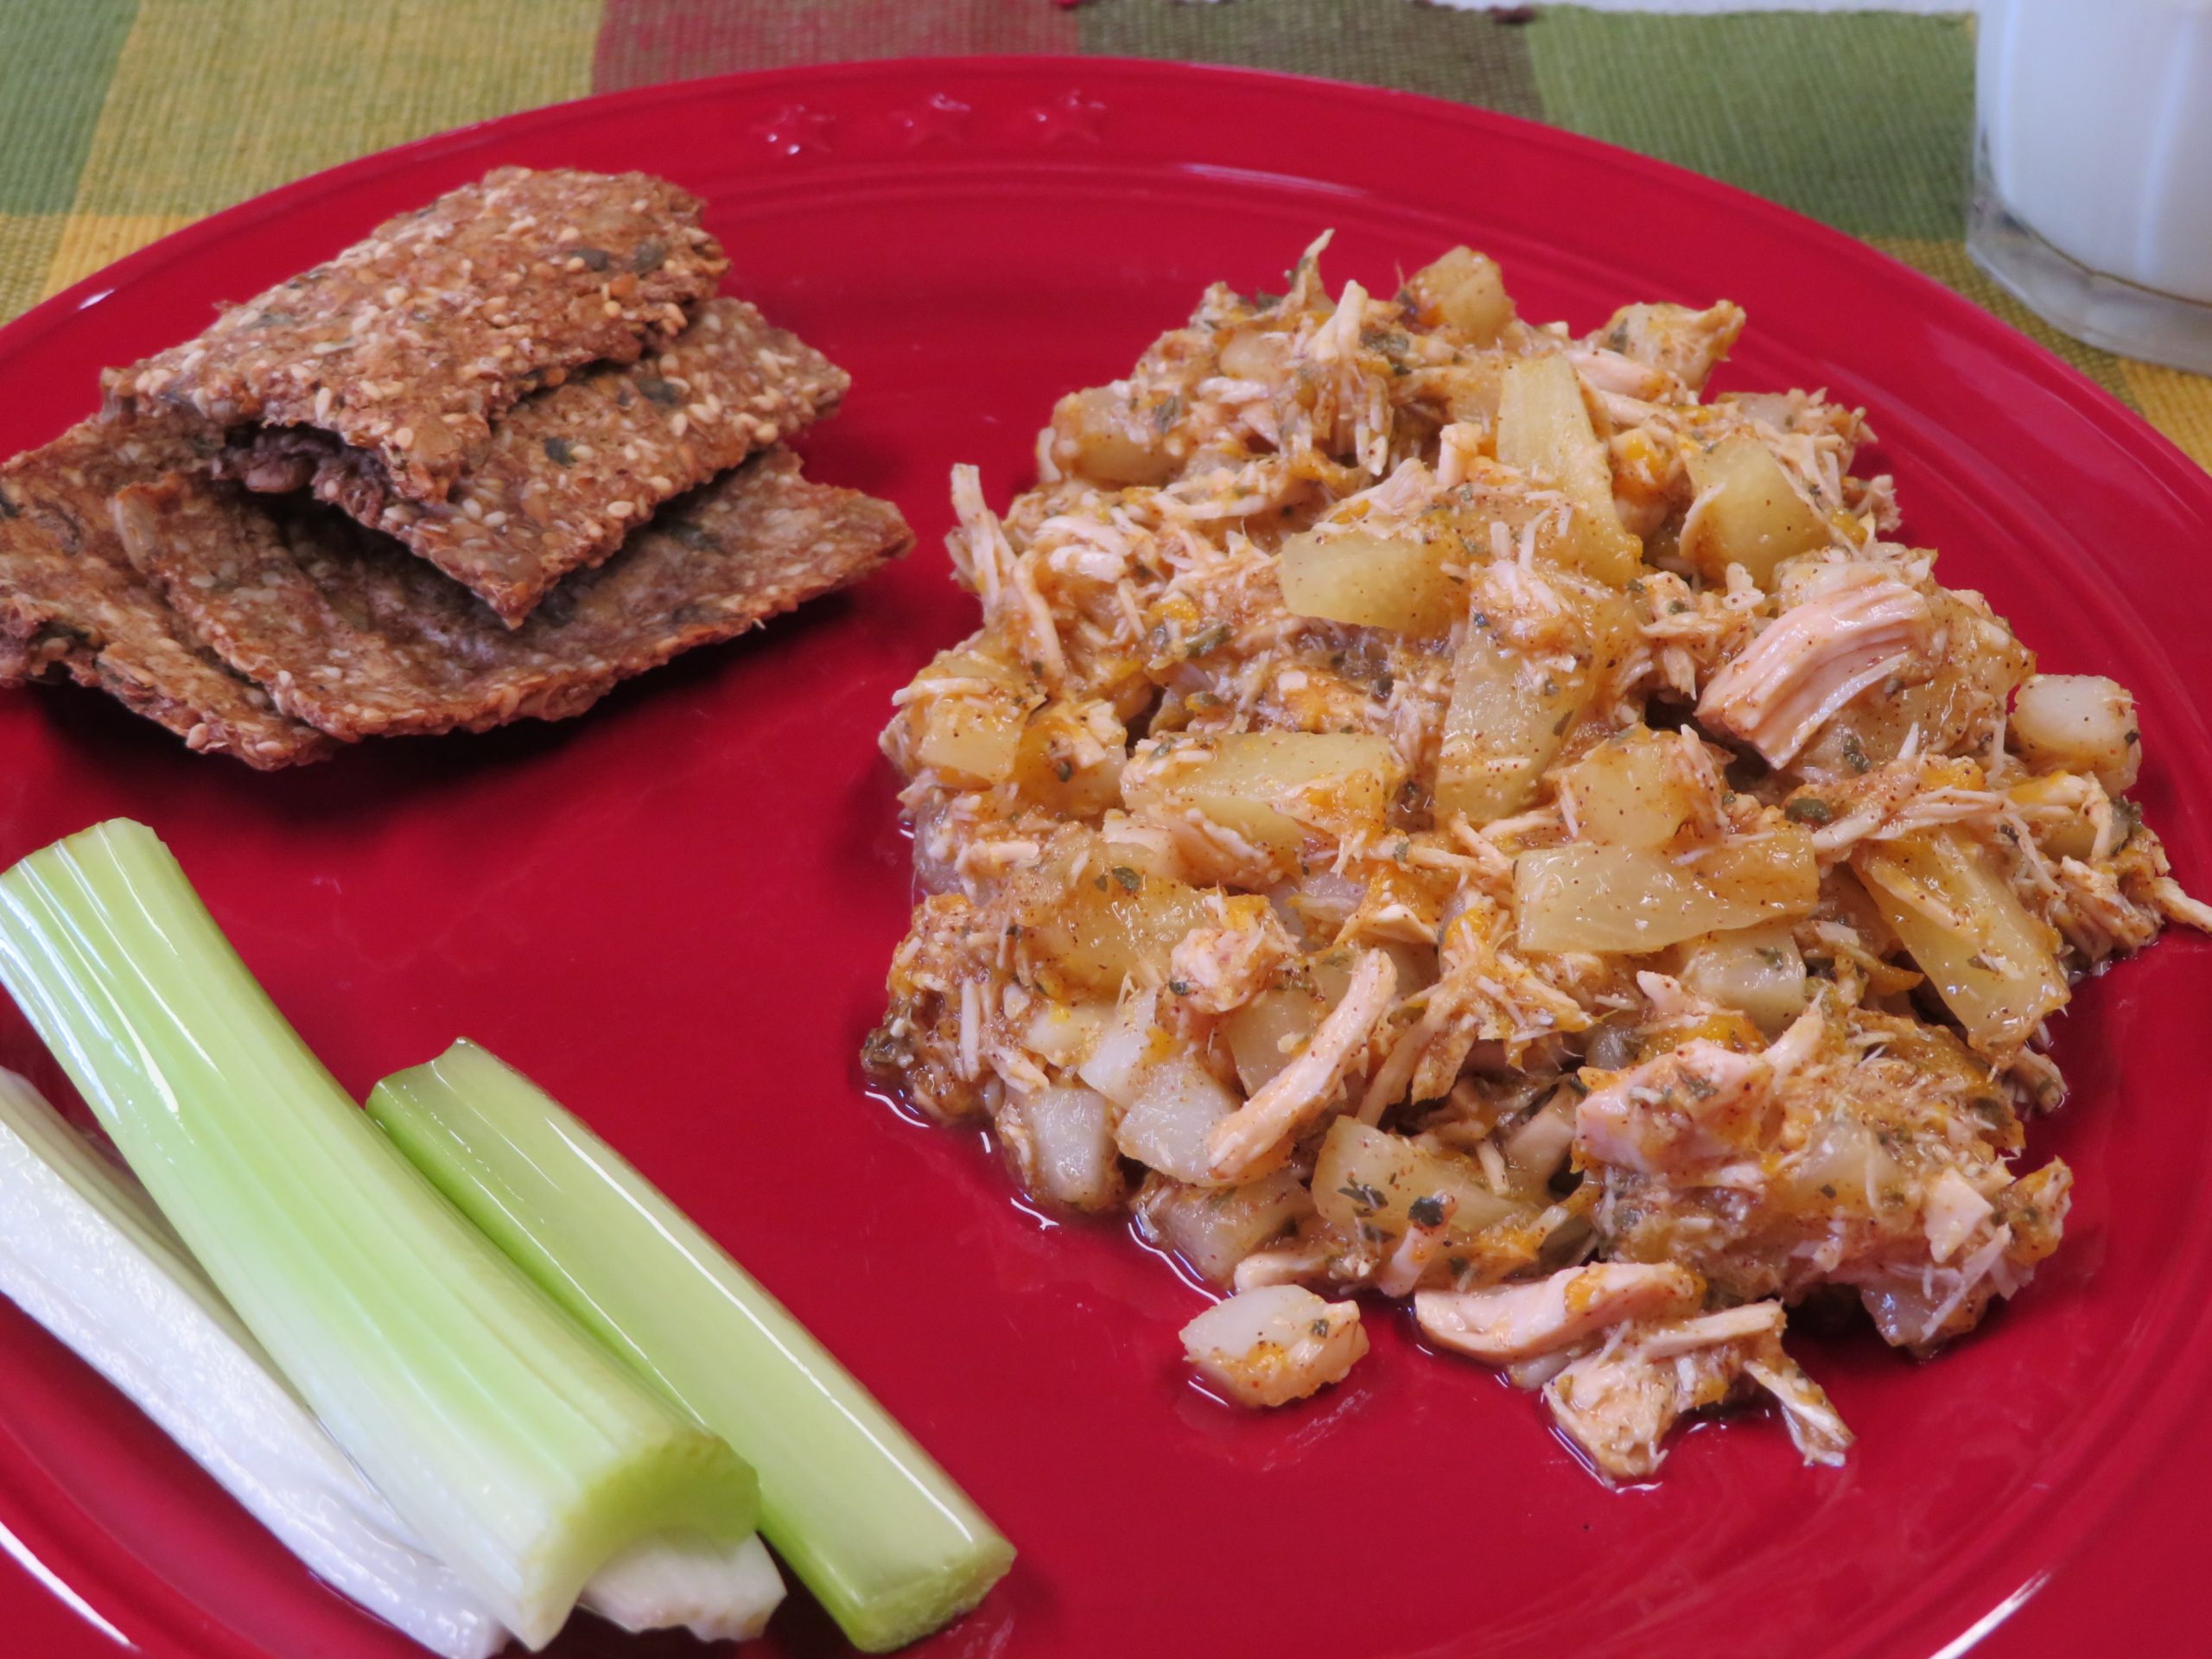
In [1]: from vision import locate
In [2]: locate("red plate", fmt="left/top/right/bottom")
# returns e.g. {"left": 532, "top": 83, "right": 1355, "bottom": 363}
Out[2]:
{"left": 0, "top": 57, "right": 2205, "bottom": 1659}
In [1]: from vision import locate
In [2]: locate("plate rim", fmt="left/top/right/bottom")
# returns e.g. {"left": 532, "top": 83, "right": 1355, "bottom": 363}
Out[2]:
{"left": 0, "top": 53, "right": 2206, "bottom": 1659}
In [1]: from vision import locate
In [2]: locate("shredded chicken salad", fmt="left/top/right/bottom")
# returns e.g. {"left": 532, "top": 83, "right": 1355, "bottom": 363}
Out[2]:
{"left": 864, "top": 234, "right": 2210, "bottom": 1484}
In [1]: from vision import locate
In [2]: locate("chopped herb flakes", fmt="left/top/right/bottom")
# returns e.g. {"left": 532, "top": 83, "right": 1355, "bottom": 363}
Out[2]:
{"left": 1338, "top": 1181, "right": 1385, "bottom": 1216}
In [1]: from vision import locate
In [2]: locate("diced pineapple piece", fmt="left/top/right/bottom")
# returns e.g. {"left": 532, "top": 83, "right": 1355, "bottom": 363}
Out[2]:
{"left": 1495, "top": 355, "right": 1643, "bottom": 585}
{"left": 1311, "top": 1118, "right": 1523, "bottom": 1241}
{"left": 1434, "top": 621, "right": 1588, "bottom": 823}
{"left": 913, "top": 696, "right": 1025, "bottom": 785}
{"left": 1116, "top": 1056, "right": 1241, "bottom": 1185}
{"left": 1123, "top": 732, "right": 1400, "bottom": 852}
{"left": 1217, "top": 326, "right": 1290, "bottom": 383}
{"left": 1224, "top": 987, "right": 1328, "bottom": 1095}
{"left": 899, "top": 649, "right": 1033, "bottom": 786}
{"left": 1408, "top": 246, "right": 1516, "bottom": 346}
{"left": 1056, "top": 385, "right": 1179, "bottom": 486}
{"left": 1559, "top": 727, "right": 1711, "bottom": 849}
{"left": 1856, "top": 828, "right": 2068, "bottom": 1055}
{"left": 1011, "top": 701, "right": 1126, "bottom": 818}
{"left": 1141, "top": 1173, "right": 1313, "bottom": 1284}
{"left": 1026, "top": 857, "right": 1214, "bottom": 990}
{"left": 1513, "top": 830, "right": 1820, "bottom": 955}
{"left": 1064, "top": 990, "right": 1242, "bottom": 1185}
{"left": 1674, "top": 921, "right": 1809, "bottom": 1036}
{"left": 2005, "top": 773, "right": 2098, "bottom": 861}
{"left": 1007, "top": 1084, "right": 1125, "bottom": 1211}
{"left": 1277, "top": 527, "right": 1464, "bottom": 636}
{"left": 1073, "top": 990, "right": 1168, "bottom": 1103}
{"left": 2009, "top": 674, "right": 2140, "bottom": 795}
{"left": 1680, "top": 434, "right": 1829, "bottom": 588}
{"left": 1682, "top": 834, "right": 1824, "bottom": 914}
{"left": 1180, "top": 1285, "right": 1368, "bottom": 1408}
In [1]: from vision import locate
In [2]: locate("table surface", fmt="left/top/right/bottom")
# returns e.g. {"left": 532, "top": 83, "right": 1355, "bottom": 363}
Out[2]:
{"left": 1, "top": 0, "right": 2200, "bottom": 472}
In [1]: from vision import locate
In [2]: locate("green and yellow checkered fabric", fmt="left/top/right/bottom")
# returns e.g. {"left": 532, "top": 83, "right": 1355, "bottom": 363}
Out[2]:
{"left": 4, "top": 0, "right": 2205, "bottom": 469}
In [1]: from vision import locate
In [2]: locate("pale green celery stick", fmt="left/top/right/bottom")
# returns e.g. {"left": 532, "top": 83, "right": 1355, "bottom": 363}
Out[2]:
{"left": 369, "top": 1041, "right": 1017, "bottom": 1653}
{"left": 0, "top": 821, "right": 759, "bottom": 1650}
{"left": 0, "top": 1068, "right": 507, "bottom": 1659}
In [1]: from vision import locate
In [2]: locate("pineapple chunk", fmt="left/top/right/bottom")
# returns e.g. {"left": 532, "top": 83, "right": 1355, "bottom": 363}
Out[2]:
{"left": 1674, "top": 922, "right": 1809, "bottom": 1036}
{"left": 1224, "top": 987, "right": 1329, "bottom": 1095}
{"left": 1056, "top": 385, "right": 1179, "bottom": 487}
{"left": 1123, "top": 732, "right": 1400, "bottom": 852}
{"left": 1496, "top": 355, "right": 1643, "bottom": 585}
{"left": 1007, "top": 1084, "right": 1124, "bottom": 1211}
{"left": 1856, "top": 828, "right": 2067, "bottom": 1055}
{"left": 2009, "top": 674, "right": 2140, "bottom": 795}
{"left": 1514, "top": 831, "right": 1820, "bottom": 955}
{"left": 1680, "top": 434, "right": 1830, "bottom": 588}
{"left": 1024, "top": 855, "right": 1214, "bottom": 990}
{"left": 1011, "top": 701, "right": 1126, "bottom": 818}
{"left": 901, "top": 649, "right": 1033, "bottom": 786}
{"left": 1311, "top": 1118, "right": 1523, "bottom": 1240}
{"left": 1407, "top": 246, "right": 1516, "bottom": 346}
{"left": 1141, "top": 1173, "right": 1313, "bottom": 1284}
{"left": 1434, "top": 621, "right": 1588, "bottom": 823}
{"left": 1559, "top": 727, "right": 1711, "bottom": 849}
{"left": 1116, "top": 1057, "right": 1241, "bottom": 1185}
{"left": 1180, "top": 1285, "right": 1367, "bottom": 1408}
{"left": 1277, "top": 527, "right": 1463, "bottom": 636}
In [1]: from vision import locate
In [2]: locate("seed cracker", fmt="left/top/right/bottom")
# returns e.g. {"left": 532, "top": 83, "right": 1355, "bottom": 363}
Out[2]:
{"left": 215, "top": 298, "right": 849, "bottom": 626}
{"left": 111, "top": 451, "right": 910, "bottom": 742}
{"left": 0, "top": 420, "right": 334, "bottom": 767}
{"left": 104, "top": 167, "right": 727, "bottom": 504}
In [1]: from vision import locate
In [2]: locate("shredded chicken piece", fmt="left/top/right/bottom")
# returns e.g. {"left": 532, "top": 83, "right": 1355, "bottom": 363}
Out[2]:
{"left": 1575, "top": 1007, "right": 1822, "bottom": 1178}
{"left": 1232, "top": 1237, "right": 1333, "bottom": 1293}
{"left": 1375, "top": 1193, "right": 1458, "bottom": 1297}
{"left": 1595, "top": 300, "right": 1745, "bottom": 393}
{"left": 1207, "top": 950, "right": 1395, "bottom": 1179}
{"left": 1744, "top": 1353, "right": 1854, "bottom": 1466}
{"left": 1414, "top": 1263, "right": 1703, "bottom": 1363}
{"left": 1923, "top": 1167, "right": 1995, "bottom": 1265}
{"left": 1168, "top": 911, "right": 1298, "bottom": 1015}
{"left": 1698, "top": 568, "right": 1930, "bottom": 766}
{"left": 1539, "top": 1300, "right": 1831, "bottom": 1482}
{"left": 2152, "top": 876, "right": 2212, "bottom": 934}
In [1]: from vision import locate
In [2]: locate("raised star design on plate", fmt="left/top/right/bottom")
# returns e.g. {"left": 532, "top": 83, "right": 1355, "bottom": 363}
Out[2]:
{"left": 888, "top": 92, "right": 971, "bottom": 149}
{"left": 1014, "top": 90, "right": 1106, "bottom": 146}
{"left": 748, "top": 104, "right": 835, "bottom": 157}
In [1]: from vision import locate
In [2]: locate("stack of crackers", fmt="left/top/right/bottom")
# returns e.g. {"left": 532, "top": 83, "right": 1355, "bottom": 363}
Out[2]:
{"left": 0, "top": 167, "right": 911, "bottom": 766}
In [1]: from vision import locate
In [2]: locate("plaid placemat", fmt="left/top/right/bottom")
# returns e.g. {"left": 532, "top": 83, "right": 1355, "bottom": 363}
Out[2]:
{"left": 3, "top": 0, "right": 2204, "bottom": 467}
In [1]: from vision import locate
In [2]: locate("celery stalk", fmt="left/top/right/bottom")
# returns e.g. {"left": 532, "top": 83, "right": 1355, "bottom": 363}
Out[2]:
{"left": 0, "top": 821, "right": 759, "bottom": 1649}
{"left": 369, "top": 1041, "right": 1017, "bottom": 1652}
{"left": 0, "top": 1068, "right": 508, "bottom": 1659}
